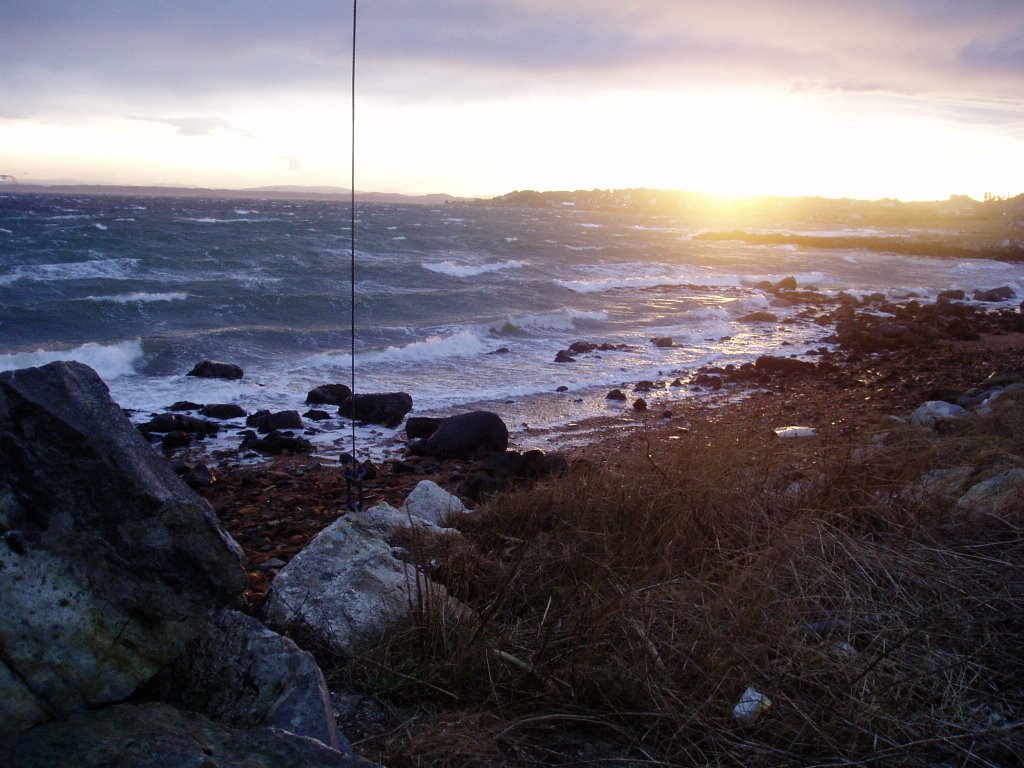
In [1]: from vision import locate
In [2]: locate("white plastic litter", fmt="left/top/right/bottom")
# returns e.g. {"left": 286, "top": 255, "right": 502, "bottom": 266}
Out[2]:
{"left": 733, "top": 685, "right": 772, "bottom": 724}
{"left": 773, "top": 426, "right": 817, "bottom": 438}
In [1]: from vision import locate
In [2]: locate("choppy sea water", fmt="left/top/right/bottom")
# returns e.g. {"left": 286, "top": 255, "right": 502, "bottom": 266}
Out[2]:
{"left": 2, "top": 192, "right": 1020, "bottom": 460}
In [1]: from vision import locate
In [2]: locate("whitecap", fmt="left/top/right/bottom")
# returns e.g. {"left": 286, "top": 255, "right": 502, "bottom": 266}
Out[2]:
{"left": 83, "top": 292, "right": 189, "bottom": 304}
{"left": 361, "top": 330, "right": 488, "bottom": 363}
{"left": 487, "top": 309, "right": 608, "bottom": 335}
{"left": 421, "top": 259, "right": 525, "bottom": 278}
{"left": 94, "top": 223, "right": 108, "bottom": 231}
{"left": 0, "top": 339, "right": 143, "bottom": 380}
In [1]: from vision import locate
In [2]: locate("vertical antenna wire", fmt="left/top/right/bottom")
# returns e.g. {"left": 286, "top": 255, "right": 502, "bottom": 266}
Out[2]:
{"left": 349, "top": 0, "right": 358, "bottom": 462}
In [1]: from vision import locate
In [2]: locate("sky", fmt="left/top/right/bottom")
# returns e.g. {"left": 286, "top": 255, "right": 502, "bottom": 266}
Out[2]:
{"left": 2, "top": 0, "right": 1023, "bottom": 201}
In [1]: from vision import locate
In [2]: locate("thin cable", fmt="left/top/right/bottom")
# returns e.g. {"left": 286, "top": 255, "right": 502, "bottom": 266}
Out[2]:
{"left": 348, "top": 0, "right": 358, "bottom": 462}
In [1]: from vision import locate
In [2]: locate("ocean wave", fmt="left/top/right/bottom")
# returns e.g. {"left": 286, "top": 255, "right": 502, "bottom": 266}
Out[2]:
{"left": 421, "top": 259, "right": 525, "bottom": 278}
{"left": 83, "top": 292, "right": 190, "bottom": 304}
{"left": 557, "top": 273, "right": 686, "bottom": 294}
{"left": 0, "top": 339, "right": 143, "bottom": 380}
{"left": 487, "top": 309, "right": 608, "bottom": 335}
{"left": 361, "top": 330, "right": 489, "bottom": 363}
{"left": 184, "top": 217, "right": 272, "bottom": 224}
{"left": 0, "top": 258, "right": 140, "bottom": 286}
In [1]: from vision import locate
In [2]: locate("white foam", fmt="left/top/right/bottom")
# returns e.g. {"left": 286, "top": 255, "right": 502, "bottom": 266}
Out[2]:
{"left": 94, "top": 223, "right": 108, "bottom": 231}
{"left": 421, "top": 259, "right": 525, "bottom": 278}
{"left": 0, "top": 228, "right": 12, "bottom": 235}
{"left": 83, "top": 292, "right": 189, "bottom": 304}
{"left": 487, "top": 308, "right": 608, "bottom": 335}
{"left": 0, "top": 258, "right": 140, "bottom": 285}
{"left": 362, "top": 330, "right": 489, "bottom": 363}
{"left": 0, "top": 339, "right": 143, "bottom": 380}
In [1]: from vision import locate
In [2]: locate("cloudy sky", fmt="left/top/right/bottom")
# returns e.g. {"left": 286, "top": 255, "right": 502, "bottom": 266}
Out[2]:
{"left": 2, "top": 1, "right": 1023, "bottom": 200}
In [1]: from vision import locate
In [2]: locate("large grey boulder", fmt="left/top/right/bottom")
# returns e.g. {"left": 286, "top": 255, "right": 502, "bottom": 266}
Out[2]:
{"left": 0, "top": 361, "right": 246, "bottom": 734}
{"left": 146, "top": 608, "right": 346, "bottom": 752}
{"left": 339, "top": 391, "right": 413, "bottom": 427}
{"left": 956, "top": 468, "right": 1024, "bottom": 519}
{"left": 910, "top": 400, "right": 966, "bottom": 428}
{"left": 263, "top": 510, "right": 468, "bottom": 655}
{"left": 0, "top": 702, "right": 380, "bottom": 768}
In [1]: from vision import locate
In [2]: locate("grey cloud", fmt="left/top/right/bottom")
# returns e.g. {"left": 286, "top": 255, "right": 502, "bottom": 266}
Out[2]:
{"left": 3, "top": 0, "right": 1024, "bottom": 113}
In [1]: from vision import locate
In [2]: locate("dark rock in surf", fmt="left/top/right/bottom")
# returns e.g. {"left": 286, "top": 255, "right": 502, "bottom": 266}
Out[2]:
{"left": 339, "top": 392, "right": 413, "bottom": 428}
{"left": 168, "top": 400, "right": 204, "bottom": 412}
{"left": 650, "top": 336, "right": 674, "bottom": 348}
{"left": 554, "top": 350, "right": 576, "bottom": 363}
{"left": 0, "top": 361, "right": 245, "bottom": 734}
{"left": 775, "top": 276, "right": 798, "bottom": 291}
{"left": 303, "top": 409, "right": 331, "bottom": 421}
{"left": 200, "top": 403, "right": 247, "bottom": 420}
{"left": 246, "top": 409, "right": 303, "bottom": 433}
{"left": 739, "top": 311, "right": 778, "bottom": 323}
{"left": 633, "top": 398, "right": 648, "bottom": 412}
{"left": 408, "top": 410, "right": 509, "bottom": 459}
{"left": 754, "top": 355, "right": 817, "bottom": 377}
{"left": 240, "top": 430, "right": 314, "bottom": 456}
{"left": 305, "top": 383, "right": 352, "bottom": 405}
{"left": 186, "top": 359, "right": 244, "bottom": 380}
{"left": 606, "top": 388, "right": 627, "bottom": 401}
{"left": 973, "top": 286, "right": 1015, "bottom": 302}
{"left": 162, "top": 430, "right": 192, "bottom": 450}
{"left": 140, "top": 412, "right": 220, "bottom": 436}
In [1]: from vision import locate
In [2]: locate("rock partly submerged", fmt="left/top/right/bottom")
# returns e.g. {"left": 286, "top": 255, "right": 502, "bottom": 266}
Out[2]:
{"left": 0, "top": 361, "right": 247, "bottom": 734}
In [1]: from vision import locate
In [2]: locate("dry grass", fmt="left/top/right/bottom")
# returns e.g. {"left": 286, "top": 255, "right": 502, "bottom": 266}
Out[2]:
{"left": 329, "top": 393, "right": 1024, "bottom": 767}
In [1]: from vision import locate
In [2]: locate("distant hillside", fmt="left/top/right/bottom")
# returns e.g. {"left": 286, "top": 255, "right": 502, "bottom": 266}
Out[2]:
{"left": 0, "top": 182, "right": 459, "bottom": 205}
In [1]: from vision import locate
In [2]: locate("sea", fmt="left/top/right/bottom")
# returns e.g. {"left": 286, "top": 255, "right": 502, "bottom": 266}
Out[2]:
{"left": 2, "top": 192, "right": 1021, "bottom": 461}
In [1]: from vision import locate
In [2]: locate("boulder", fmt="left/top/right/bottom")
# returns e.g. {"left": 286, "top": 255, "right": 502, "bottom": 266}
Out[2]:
{"left": 401, "top": 480, "right": 467, "bottom": 525}
{"left": 406, "top": 416, "right": 442, "bottom": 440}
{"left": 247, "top": 409, "right": 304, "bottom": 433}
{"left": 972, "top": 286, "right": 1015, "bottom": 302}
{"left": 339, "top": 392, "right": 413, "bottom": 428}
{"left": 754, "top": 355, "right": 817, "bottom": 376}
{"left": 775, "top": 276, "right": 798, "bottom": 291}
{"left": 262, "top": 514, "right": 468, "bottom": 656}
{"left": 0, "top": 362, "right": 246, "bottom": 734}
{"left": 408, "top": 410, "right": 509, "bottom": 459}
{"left": 305, "top": 383, "right": 353, "bottom": 405}
{"left": 186, "top": 359, "right": 244, "bottom": 380}
{"left": 955, "top": 468, "right": 1024, "bottom": 519}
{"left": 240, "top": 430, "right": 315, "bottom": 456}
{"left": 554, "top": 350, "right": 576, "bottom": 363}
{"left": 303, "top": 409, "right": 331, "bottom": 421}
{"left": 606, "top": 388, "right": 627, "bottom": 401}
{"left": 145, "top": 609, "right": 345, "bottom": 752}
{"left": 0, "top": 702, "right": 378, "bottom": 768}
{"left": 910, "top": 400, "right": 967, "bottom": 428}
{"left": 139, "top": 412, "right": 220, "bottom": 435}
{"left": 200, "top": 403, "right": 247, "bottom": 420}
{"left": 738, "top": 311, "right": 778, "bottom": 323}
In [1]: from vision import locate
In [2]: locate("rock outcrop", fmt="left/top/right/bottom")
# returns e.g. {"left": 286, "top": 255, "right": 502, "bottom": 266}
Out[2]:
{"left": 0, "top": 361, "right": 246, "bottom": 734}
{"left": 145, "top": 608, "right": 346, "bottom": 752}
{"left": 0, "top": 702, "right": 378, "bottom": 768}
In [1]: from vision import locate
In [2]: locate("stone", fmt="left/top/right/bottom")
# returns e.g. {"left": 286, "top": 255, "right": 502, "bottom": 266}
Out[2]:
{"left": 246, "top": 409, "right": 304, "bottom": 433}
{"left": 650, "top": 336, "right": 674, "bottom": 347}
{"left": 0, "top": 361, "right": 246, "bottom": 734}
{"left": 162, "top": 430, "right": 192, "bottom": 449}
{"left": 406, "top": 416, "right": 442, "bottom": 440}
{"left": 146, "top": 609, "right": 346, "bottom": 752}
{"left": 554, "top": 350, "right": 576, "bottom": 363}
{"left": 775, "top": 276, "right": 798, "bottom": 291}
{"left": 0, "top": 702, "right": 379, "bottom": 768}
{"left": 408, "top": 410, "right": 509, "bottom": 459}
{"left": 139, "top": 412, "right": 220, "bottom": 435}
{"left": 239, "top": 430, "right": 315, "bottom": 455}
{"left": 633, "top": 398, "right": 648, "bottom": 411}
{"left": 263, "top": 515, "right": 468, "bottom": 655}
{"left": 955, "top": 468, "right": 1024, "bottom": 518}
{"left": 303, "top": 409, "right": 331, "bottom": 421}
{"left": 401, "top": 480, "right": 468, "bottom": 525}
{"left": 606, "top": 388, "right": 627, "bottom": 401}
{"left": 200, "top": 403, "right": 247, "bottom": 419}
{"left": 339, "top": 392, "right": 413, "bottom": 427}
{"left": 186, "top": 359, "right": 244, "bottom": 380}
{"left": 305, "top": 383, "right": 353, "bottom": 405}
{"left": 910, "top": 400, "right": 967, "bottom": 428}
{"left": 738, "top": 311, "right": 778, "bottom": 323}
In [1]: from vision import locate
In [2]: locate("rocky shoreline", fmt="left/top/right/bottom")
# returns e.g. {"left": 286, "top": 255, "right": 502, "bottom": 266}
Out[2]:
{"left": 1, "top": 283, "right": 1022, "bottom": 766}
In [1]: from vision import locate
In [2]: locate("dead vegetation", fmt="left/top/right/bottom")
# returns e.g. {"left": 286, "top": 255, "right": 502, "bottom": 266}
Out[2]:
{"left": 321, "top": 387, "right": 1024, "bottom": 766}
